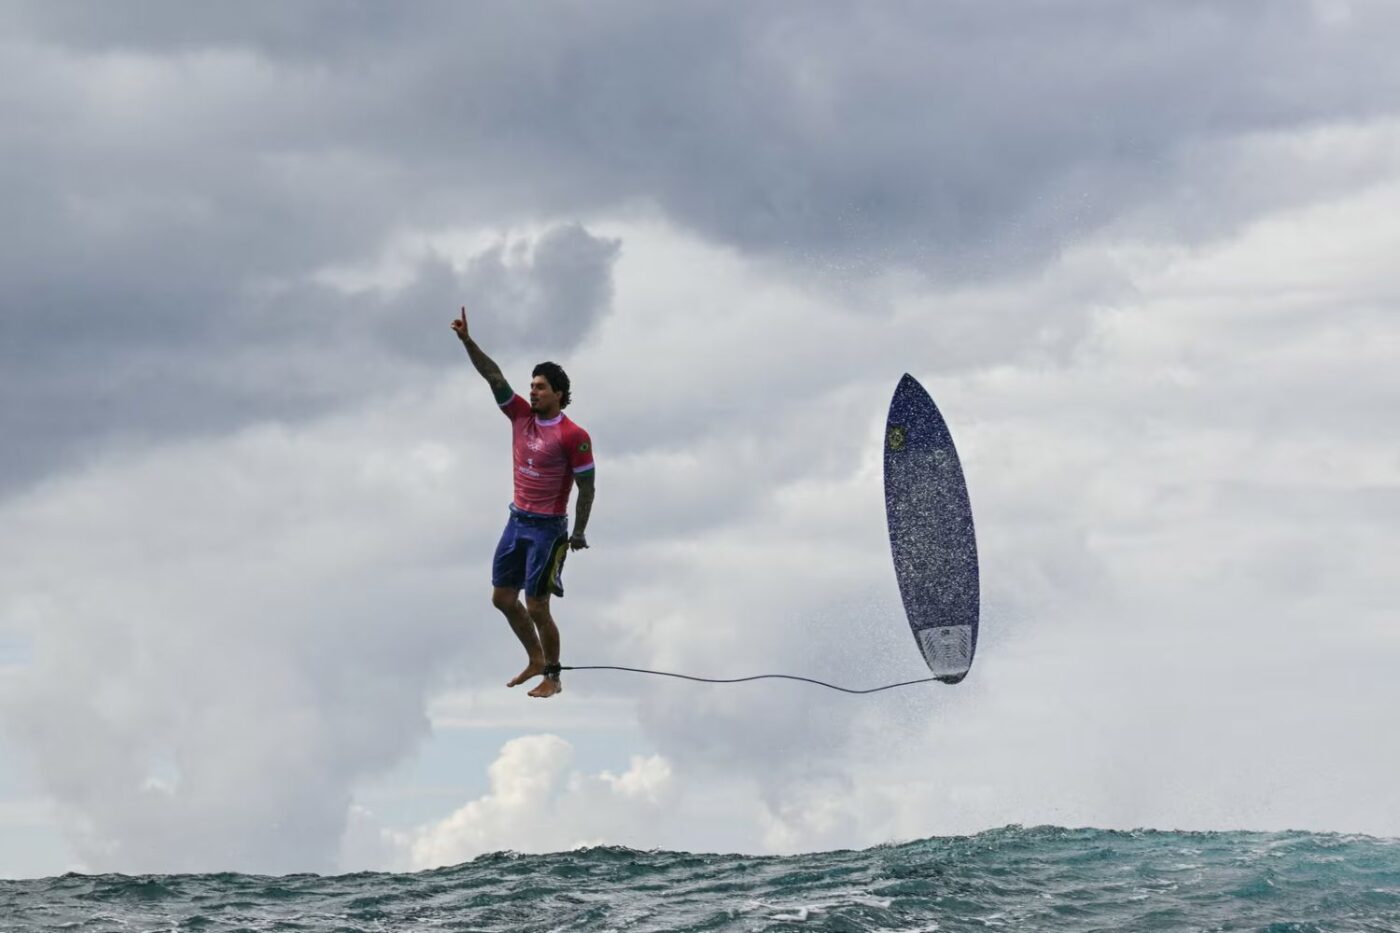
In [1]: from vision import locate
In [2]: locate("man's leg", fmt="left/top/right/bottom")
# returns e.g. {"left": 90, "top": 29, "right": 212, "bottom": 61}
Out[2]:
{"left": 493, "top": 586, "right": 545, "bottom": 687}
{"left": 524, "top": 594, "right": 561, "bottom": 698}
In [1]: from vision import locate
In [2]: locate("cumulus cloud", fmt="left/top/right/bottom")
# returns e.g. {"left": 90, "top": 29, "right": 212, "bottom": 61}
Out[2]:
{"left": 0, "top": 219, "right": 619, "bottom": 497}
{"left": 5, "top": 169, "right": 1400, "bottom": 873}
{"left": 400, "top": 735, "right": 675, "bottom": 868}
{"left": 7, "top": 1, "right": 1400, "bottom": 492}
{"left": 12, "top": 2, "right": 1400, "bottom": 268}
{"left": 3, "top": 2, "right": 1399, "bottom": 879}
{"left": 544, "top": 171, "right": 1400, "bottom": 843}
{"left": 0, "top": 379, "right": 520, "bottom": 873}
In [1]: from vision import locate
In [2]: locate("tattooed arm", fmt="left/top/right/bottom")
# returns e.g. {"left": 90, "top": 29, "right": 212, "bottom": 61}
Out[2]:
{"left": 450, "top": 306, "right": 513, "bottom": 404}
{"left": 571, "top": 469, "right": 595, "bottom": 550}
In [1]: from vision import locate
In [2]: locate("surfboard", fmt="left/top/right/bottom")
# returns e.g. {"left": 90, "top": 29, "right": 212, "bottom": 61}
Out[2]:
{"left": 883, "top": 373, "right": 979, "bottom": 683}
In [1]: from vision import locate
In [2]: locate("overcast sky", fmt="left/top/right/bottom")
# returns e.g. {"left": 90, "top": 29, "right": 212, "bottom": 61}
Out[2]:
{"left": 2, "top": 0, "right": 1398, "bottom": 879}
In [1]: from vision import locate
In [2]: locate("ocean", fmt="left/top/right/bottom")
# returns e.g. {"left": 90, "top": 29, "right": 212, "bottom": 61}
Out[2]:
{"left": 2, "top": 826, "right": 1398, "bottom": 932}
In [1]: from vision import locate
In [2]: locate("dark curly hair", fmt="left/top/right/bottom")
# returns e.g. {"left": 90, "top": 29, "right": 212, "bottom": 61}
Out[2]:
{"left": 532, "top": 361, "right": 572, "bottom": 409}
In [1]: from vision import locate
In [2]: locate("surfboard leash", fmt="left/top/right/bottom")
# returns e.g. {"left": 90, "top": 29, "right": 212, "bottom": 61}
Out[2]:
{"left": 559, "top": 665, "right": 942, "bottom": 694}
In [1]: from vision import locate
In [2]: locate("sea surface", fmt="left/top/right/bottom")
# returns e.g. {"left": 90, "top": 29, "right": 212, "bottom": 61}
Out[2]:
{"left": 2, "top": 826, "right": 1398, "bottom": 932}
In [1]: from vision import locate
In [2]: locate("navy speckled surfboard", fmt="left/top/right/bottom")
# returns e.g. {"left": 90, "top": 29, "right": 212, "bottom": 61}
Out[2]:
{"left": 883, "top": 374, "right": 979, "bottom": 683}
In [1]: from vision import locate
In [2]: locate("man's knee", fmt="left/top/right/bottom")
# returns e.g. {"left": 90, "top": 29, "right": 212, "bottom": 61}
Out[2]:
{"left": 525, "top": 595, "right": 551, "bottom": 622}
{"left": 491, "top": 587, "right": 520, "bottom": 612}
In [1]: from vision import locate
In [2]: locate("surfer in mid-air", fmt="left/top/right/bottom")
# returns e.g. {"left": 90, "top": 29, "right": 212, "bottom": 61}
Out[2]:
{"left": 451, "top": 306, "right": 595, "bottom": 698}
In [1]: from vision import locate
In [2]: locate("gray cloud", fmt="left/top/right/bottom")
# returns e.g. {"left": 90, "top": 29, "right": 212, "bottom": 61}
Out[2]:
{"left": 3, "top": 1, "right": 1400, "bottom": 876}
{"left": 4, "top": 175, "right": 1399, "bottom": 872}
{"left": 6, "top": 2, "right": 1400, "bottom": 498}
{"left": 0, "top": 384, "right": 510, "bottom": 872}
{"left": 452, "top": 224, "right": 622, "bottom": 352}
{"left": 12, "top": 1, "right": 1400, "bottom": 262}
{"left": 1, "top": 223, "right": 618, "bottom": 494}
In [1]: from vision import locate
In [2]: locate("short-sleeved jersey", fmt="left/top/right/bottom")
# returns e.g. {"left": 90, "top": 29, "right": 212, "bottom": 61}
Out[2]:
{"left": 500, "top": 394, "right": 594, "bottom": 516}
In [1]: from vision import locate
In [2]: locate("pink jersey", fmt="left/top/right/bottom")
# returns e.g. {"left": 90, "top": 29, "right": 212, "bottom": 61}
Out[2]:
{"left": 500, "top": 394, "right": 594, "bottom": 516}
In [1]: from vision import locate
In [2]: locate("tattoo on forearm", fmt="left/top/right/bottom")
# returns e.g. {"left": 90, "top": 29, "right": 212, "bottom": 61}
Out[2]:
{"left": 463, "top": 338, "right": 508, "bottom": 393}
{"left": 573, "top": 486, "right": 594, "bottom": 536}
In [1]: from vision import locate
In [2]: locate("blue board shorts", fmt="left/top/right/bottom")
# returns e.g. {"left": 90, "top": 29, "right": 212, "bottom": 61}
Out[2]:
{"left": 491, "top": 504, "right": 570, "bottom": 599}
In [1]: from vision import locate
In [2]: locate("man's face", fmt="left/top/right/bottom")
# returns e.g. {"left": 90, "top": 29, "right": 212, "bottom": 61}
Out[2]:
{"left": 529, "top": 375, "right": 561, "bottom": 413}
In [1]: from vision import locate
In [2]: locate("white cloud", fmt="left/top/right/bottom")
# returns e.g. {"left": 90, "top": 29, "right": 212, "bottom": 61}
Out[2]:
{"left": 0, "top": 379, "right": 514, "bottom": 873}
{"left": 426, "top": 687, "right": 638, "bottom": 733}
{"left": 401, "top": 735, "right": 677, "bottom": 868}
{"left": 3, "top": 110, "right": 1399, "bottom": 878}
{"left": 0, "top": 796, "right": 54, "bottom": 831}
{"left": 561, "top": 171, "right": 1400, "bottom": 844}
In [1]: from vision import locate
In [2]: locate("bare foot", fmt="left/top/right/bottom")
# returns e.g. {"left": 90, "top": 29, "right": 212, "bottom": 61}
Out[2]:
{"left": 507, "top": 661, "right": 545, "bottom": 688}
{"left": 528, "top": 676, "right": 562, "bottom": 699}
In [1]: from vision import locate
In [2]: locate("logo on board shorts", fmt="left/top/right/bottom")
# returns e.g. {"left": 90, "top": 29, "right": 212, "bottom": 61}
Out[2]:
{"left": 887, "top": 426, "right": 907, "bottom": 451}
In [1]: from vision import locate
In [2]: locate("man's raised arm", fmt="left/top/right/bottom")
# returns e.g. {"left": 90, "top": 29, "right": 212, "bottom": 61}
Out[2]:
{"left": 451, "top": 306, "right": 513, "bottom": 405}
